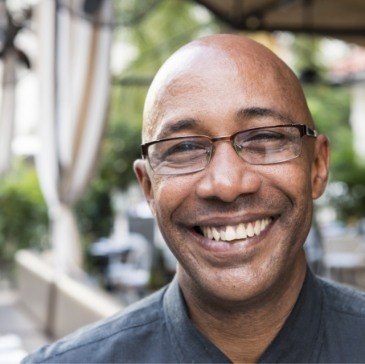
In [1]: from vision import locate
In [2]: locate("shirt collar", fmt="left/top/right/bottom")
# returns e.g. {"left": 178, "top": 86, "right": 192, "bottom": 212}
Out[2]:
{"left": 163, "top": 269, "right": 323, "bottom": 363}
{"left": 259, "top": 268, "right": 324, "bottom": 363}
{"left": 163, "top": 276, "right": 230, "bottom": 363}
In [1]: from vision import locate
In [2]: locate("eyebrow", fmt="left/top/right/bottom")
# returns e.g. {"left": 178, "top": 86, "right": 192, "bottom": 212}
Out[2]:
{"left": 237, "top": 107, "right": 295, "bottom": 124}
{"left": 155, "top": 118, "right": 199, "bottom": 140}
{"left": 153, "top": 107, "right": 295, "bottom": 141}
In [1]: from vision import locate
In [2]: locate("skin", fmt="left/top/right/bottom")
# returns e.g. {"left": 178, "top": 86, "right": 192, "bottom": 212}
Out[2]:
{"left": 134, "top": 34, "right": 330, "bottom": 362}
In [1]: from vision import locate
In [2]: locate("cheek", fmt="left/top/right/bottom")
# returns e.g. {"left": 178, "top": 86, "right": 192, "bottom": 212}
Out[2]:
{"left": 152, "top": 175, "right": 196, "bottom": 222}
{"left": 151, "top": 176, "right": 199, "bottom": 260}
{"left": 287, "top": 166, "right": 312, "bottom": 201}
{"left": 272, "top": 155, "right": 312, "bottom": 194}
{"left": 267, "top": 162, "right": 313, "bottom": 222}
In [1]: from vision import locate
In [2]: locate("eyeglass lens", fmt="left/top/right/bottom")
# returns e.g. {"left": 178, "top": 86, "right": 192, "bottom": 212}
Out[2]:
{"left": 147, "top": 126, "right": 304, "bottom": 175}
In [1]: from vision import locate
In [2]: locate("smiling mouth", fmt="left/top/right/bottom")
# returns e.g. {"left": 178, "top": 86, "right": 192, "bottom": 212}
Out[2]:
{"left": 195, "top": 218, "right": 273, "bottom": 242}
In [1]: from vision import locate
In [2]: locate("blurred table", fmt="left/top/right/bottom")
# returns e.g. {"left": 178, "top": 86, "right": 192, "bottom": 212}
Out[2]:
{"left": 89, "top": 234, "right": 153, "bottom": 292}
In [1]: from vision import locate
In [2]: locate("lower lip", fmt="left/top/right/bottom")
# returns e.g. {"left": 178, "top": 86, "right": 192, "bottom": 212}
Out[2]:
{"left": 190, "top": 220, "right": 275, "bottom": 255}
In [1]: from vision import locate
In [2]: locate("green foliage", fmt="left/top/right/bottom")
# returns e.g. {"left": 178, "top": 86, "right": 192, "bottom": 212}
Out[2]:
{"left": 99, "top": 112, "right": 142, "bottom": 192}
{"left": 75, "top": 178, "right": 113, "bottom": 242}
{"left": 304, "top": 84, "right": 353, "bottom": 180}
{"left": 291, "top": 35, "right": 326, "bottom": 77}
{"left": 332, "top": 169, "right": 365, "bottom": 221}
{"left": 121, "top": 0, "right": 217, "bottom": 75}
{"left": 0, "top": 163, "right": 48, "bottom": 263}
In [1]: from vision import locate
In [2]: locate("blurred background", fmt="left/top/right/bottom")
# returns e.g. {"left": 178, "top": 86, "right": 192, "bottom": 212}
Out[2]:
{"left": 0, "top": 0, "right": 365, "bottom": 362}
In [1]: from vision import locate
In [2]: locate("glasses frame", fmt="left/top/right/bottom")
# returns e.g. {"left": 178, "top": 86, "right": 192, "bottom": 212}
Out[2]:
{"left": 141, "top": 124, "right": 317, "bottom": 174}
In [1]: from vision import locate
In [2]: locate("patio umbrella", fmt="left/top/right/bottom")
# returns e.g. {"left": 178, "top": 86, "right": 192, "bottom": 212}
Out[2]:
{"left": 193, "top": 0, "right": 365, "bottom": 46}
{"left": 36, "top": 0, "right": 113, "bottom": 275}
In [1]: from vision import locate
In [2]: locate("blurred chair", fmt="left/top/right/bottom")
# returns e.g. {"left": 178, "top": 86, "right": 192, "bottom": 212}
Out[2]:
{"left": 107, "top": 233, "right": 153, "bottom": 303}
{"left": 128, "top": 215, "right": 155, "bottom": 245}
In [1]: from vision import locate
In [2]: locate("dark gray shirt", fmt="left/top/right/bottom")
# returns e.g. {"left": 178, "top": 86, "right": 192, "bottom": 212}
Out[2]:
{"left": 24, "top": 270, "right": 365, "bottom": 363}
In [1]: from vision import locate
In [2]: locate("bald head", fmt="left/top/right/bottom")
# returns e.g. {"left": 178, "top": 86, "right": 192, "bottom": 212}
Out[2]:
{"left": 143, "top": 34, "right": 313, "bottom": 142}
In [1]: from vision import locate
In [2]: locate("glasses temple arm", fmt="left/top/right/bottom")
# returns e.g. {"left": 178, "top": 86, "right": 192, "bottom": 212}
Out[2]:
{"left": 304, "top": 125, "right": 318, "bottom": 137}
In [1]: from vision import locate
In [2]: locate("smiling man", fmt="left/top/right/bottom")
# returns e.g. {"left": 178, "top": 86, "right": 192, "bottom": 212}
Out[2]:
{"left": 25, "top": 35, "right": 365, "bottom": 363}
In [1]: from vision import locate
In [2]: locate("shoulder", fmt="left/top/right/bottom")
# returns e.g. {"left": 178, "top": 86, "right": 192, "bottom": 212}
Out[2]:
{"left": 317, "top": 276, "right": 365, "bottom": 317}
{"left": 317, "top": 276, "right": 365, "bottom": 339}
{"left": 315, "top": 277, "right": 365, "bottom": 361}
{"left": 23, "top": 286, "right": 169, "bottom": 363}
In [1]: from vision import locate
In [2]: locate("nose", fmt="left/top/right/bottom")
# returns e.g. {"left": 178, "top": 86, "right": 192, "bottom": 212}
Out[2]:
{"left": 195, "top": 143, "right": 262, "bottom": 202}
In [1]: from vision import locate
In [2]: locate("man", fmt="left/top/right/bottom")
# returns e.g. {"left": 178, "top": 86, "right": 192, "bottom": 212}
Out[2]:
{"left": 25, "top": 34, "right": 365, "bottom": 363}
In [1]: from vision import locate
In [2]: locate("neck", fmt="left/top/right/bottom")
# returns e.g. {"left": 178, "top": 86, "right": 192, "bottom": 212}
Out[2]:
{"left": 179, "top": 257, "right": 307, "bottom": 363}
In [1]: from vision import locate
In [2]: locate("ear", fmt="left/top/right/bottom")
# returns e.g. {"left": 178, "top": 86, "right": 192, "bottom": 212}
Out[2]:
{"left": 311, "top": 135, "right": 330, "bottom": 200}
{"left": 133, "top": 159, "right": 156, "bottom": 215}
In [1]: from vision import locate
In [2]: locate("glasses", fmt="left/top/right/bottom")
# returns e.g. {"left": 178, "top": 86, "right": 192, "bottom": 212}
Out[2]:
{"left": 141, "top": 124, "right": 317, "bottom": 175}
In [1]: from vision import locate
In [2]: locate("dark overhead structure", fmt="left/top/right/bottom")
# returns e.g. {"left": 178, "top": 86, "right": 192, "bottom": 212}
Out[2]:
{"left": 193, "top": 0, "right": 365, "bottom": 46}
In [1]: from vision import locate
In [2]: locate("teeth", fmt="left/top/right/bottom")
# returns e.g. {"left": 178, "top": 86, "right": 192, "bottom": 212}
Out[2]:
{"left": 237, "top": 223, "right": 247, "bottom": 239}
{"left": 201, "top": 218, "right": 272, "bottom": 242}
{"left": 247, "top": 223, "right": 254, "bottom": 237}
{"left": 220, "top": 229, "right": 227, "bottom": 241}
{"left": 212, "top": 227, "right": 220, "bottom": 241}
{"left": 225, "top": 226, "right": 236, "bottom": 241}
{"left": 207, "top": 227, "right": 213, "bottom": 240}
{"left": 254, "top": 220, "right": 261, "bottom": 236}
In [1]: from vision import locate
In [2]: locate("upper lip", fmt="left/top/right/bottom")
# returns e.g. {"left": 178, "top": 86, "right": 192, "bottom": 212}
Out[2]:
{"left": 186, "top": 212, "right": 279, "bottom": 228}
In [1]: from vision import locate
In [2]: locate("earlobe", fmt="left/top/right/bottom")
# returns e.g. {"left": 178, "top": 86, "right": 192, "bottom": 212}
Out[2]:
{"left": 133, "top": 159, "right": 156, "bottom": 215}
{"left": 311, "top": 135, "right": 330, "bottom": 200}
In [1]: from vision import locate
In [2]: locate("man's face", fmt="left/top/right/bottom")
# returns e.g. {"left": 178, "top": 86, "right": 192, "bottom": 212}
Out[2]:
{"left": 135, "top": 44, "right": 329, "bottom": 304}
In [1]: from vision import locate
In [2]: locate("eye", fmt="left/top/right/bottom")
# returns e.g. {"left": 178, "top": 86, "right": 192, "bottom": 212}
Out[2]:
{"left": 160, "top": 139, "right": 208, "bottom": 162}
{"left": 235, "top": 129, "right": 292, "bottom": 155}
{"left": 244, "top": 131, "right": 285, "bottom": 143}
{"left": 166, "top": 141, "right": 203, "bottom": 154}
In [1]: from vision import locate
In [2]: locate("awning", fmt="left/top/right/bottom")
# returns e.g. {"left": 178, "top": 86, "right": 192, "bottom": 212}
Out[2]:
{"left": 194, "top": 0, "right": 365, "bottom": 46}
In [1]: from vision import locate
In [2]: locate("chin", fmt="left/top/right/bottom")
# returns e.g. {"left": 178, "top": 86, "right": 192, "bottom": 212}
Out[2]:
{"left": 179, "top": 250, "right": 306, "bottom": 308}
{"left": 180, "top": 265, "right": 270, "bottom": 305}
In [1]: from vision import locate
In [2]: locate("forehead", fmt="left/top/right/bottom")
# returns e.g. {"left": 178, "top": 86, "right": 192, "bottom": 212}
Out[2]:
{"left": 144, "top": 43, "right": 309, "bottom": 141}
